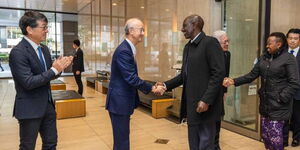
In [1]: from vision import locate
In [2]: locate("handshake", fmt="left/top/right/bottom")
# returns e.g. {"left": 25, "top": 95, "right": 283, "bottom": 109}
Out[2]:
{"left": 151, "top": 82, "right": 167, "bottom": 96}
{"left": 223, "top": 77, "right": 234, "bottom": 87}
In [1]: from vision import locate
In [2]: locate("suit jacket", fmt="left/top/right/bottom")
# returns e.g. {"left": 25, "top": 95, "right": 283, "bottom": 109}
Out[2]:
{"left": 293, "top": 49, "right": 300, "bottom": 100}
{"left": 72, "top": 48, "right": 84, "bottom": 72}
{"left": 106, "top": 40, "right": 152, "bottom": 115}
{"left": 165, "top": 32, "right": 225, "bottom": 125}
{"left": 9, "top": 38, "right": 57, "bottom": 120}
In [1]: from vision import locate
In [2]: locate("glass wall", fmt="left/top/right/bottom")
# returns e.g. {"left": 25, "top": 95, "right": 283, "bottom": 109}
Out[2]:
{"left": 0, "top": 8, "right": 78, "bottom": 78}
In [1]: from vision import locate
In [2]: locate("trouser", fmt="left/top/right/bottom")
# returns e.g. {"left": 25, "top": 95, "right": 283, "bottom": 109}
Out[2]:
{"left": 18, "top": 102, "right": 57, "bottom": 150}
{"left": 109, "top": 112, "right": 130, "bottom": 150}
{"left": 215, "top": 120, "right": 221, "bottom": 149}
{"left": 188, "top": 122, "right": 216, "bottom": 150}
{"left": 74, "top": 72, "right": 83, "bottom": 95}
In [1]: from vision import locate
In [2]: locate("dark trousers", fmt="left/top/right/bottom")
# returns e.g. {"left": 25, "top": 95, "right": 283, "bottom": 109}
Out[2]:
{"left": 74, "top": 72, "right": 83, "bottom": 95}
{"left": 283, "top": 100, "right": 300, "bottom": 143}
{"left": 215, "top": 121, "right": 221, "bottom": 149}
{"left": 18, "top": 102, "right": 57, "bottom": 150}
{"left": 109, "top": 112, "right": 130, "bottom": 150}
{"left": 0, "top": 63, "right": 3, "bottom": 71}
{"left": 188, "top": 122, "right": 216, "bottom": 150}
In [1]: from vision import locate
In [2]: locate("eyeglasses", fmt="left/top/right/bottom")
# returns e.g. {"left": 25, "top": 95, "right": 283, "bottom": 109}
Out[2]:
{"left": 35, "top": 26, "right": 49, "bottom": 30}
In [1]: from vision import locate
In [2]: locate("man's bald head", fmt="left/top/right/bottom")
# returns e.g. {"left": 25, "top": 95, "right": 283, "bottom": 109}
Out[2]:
{"left": 184, "top": 15, "right": 204, "bottom": 32}
{"left": 124, "top": 18, "right": 145, "bottom": 45}
{"left": 125, "top": 18, "right": 143, "bottom": 35}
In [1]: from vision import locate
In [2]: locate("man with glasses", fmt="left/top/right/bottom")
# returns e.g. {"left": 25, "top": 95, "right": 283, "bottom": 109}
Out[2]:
{"left": 9, "top": 11, "right": 73, "bottom": 150}
{"left": 106, "top": 18, "right": 165, "bottom": 150}
{"left": 212, "top": 30, "right": 231, "bottom": 150}
{"left": 283, "top": 28, "right": 300, "bottom": 147}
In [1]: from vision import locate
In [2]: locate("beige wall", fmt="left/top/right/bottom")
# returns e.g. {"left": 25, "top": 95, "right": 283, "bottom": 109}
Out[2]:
{"left": 270, "top": 0, "right": 300, "bottom": 33}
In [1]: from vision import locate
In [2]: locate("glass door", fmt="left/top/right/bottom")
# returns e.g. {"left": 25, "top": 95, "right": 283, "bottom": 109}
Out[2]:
{"left": 222, "top": 0, "right": 261, "bottom": 140}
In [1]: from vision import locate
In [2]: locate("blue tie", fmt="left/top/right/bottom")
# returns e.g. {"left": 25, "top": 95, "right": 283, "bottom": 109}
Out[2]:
{"left": 38, "top": 46, "right": 52, "bottom": 103}
{"left": 37, "top": 46, "right": 47, "bottom": 72}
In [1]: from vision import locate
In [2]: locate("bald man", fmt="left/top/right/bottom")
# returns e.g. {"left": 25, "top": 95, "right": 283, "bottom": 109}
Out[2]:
{"left": 105, "top": 18, "right": 164, "bottom": 150}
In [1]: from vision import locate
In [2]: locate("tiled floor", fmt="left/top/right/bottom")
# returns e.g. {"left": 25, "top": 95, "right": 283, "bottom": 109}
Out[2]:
{"left": 0, "top": 77, "right": 298, "bottom": 150}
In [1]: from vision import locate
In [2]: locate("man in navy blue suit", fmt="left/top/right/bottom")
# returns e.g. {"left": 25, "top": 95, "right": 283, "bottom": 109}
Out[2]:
{"left": 106, "top": 18, "right": 165, "bottom": 150}
{"left": 283, "top": 28, "right": 300, "bottom": 147}
{"left": 9, "top": 11, "right": 73, "bottom": 150}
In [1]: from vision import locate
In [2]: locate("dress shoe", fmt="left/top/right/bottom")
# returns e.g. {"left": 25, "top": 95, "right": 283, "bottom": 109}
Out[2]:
{"left": 291, "top": 139, "right": 300, "bottom": 147}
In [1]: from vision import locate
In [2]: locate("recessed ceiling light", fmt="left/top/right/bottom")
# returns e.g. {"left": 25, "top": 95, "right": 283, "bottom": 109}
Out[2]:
{"left": 140, "top": 6, "right": 145, "bottom": 9}
{"left": 112, "top": 3, "right": 117, "bottom": 6}
{"left": 165, "top": 9, "right": 170, "bottom": 12}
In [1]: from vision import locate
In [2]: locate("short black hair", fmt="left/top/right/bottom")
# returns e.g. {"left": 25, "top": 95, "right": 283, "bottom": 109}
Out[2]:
{"left": 185, "top": 15, "right": 204, "bottom": 32}
{"left": 269, "top": 32, "right": 287, "bottom": 49}
{"left": 19, "top": 11, "right": 48, "bottom": 35}
{"left": 286, "top": 28, "right": 300, "bottom": 38}
{"left": 73, "top": 39, "right": 80, "bottom": 47}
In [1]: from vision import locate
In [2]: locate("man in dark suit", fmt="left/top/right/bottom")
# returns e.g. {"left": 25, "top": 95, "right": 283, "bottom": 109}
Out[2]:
{"left": 212, "top": 30, "right": 231, "bottom": 150}
{"left": 9, "top": 11, "right": 73, "bottom": 150}
{"left": 157, "top": 15, "right": 225, "bottom": 150}
{"left": 105, "top": 18, "right": 164, "bottom": 150}
{"left": 283, "top": 28, "right": 300, "bottom": 147}
{"left": 72, "top": 39, "right": 84, "bottom": 95}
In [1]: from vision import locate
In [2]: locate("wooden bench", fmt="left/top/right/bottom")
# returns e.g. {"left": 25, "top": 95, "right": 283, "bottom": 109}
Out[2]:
{"left": 152, "top": 99, "right": 175, "bottom": 119}
{"left": 95, "top": 80, "right": 108, "bottom": 94}
{"left": 50, "top": 79, "right": 66, "bottom": 90}
{"left": 52, "top": 90, "right": 86, "bottom": 119}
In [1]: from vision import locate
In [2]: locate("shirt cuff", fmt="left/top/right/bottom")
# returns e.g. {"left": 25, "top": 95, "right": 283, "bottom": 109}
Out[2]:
{"left": 51, "top": 67, "right": 59, "bottom": 75}
{"left": 163, "top": 83, "right": 167, "bottom": 90}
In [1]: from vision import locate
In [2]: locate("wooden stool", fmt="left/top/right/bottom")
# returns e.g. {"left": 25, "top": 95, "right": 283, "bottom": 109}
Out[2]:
{"left": 152, "top": 99, "right": 175, "bottom": 119}
{"left": 95, "top": 80, "right": 108, "bottom": 94}
{"left": 51, "top": 79, "right": 66, "bottom": 90}
{"left": 52, "top": 90, "right": 86, "bottom": 119}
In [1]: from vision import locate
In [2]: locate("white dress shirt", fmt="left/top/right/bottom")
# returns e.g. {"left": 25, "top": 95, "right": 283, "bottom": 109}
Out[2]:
{"left": 125, "top": 38, "right": 136, "bottom": 57}
{"left": 288, "top": 46, "right": 300, "bottom": 57}
{"left": 24, "top": 36, "right": 58, "bottom": 75}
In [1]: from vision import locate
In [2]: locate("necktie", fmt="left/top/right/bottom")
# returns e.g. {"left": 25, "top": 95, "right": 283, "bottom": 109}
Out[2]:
{"left": 37, "top": 46, "right": 47, "bottom": 72}
{"left": 38, "top": 46, "right": 52, "bottom": 103}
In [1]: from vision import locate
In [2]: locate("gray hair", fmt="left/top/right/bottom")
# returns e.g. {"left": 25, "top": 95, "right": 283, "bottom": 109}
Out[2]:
{"left": 212, "top": 30, "right": 227, "bottom": 43}
{"left": 124, "top": 18, "right": 142, "bottom": 35}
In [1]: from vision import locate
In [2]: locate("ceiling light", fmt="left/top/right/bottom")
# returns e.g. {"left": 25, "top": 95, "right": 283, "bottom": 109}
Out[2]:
{"left": 165, "top": 9, "right": 170, "bottom": 12}
{"left": 112, "top": 3, "right": 117, "bottom": 6}
{"left": 140, "top": 6, "right": 145, "bottom": 9}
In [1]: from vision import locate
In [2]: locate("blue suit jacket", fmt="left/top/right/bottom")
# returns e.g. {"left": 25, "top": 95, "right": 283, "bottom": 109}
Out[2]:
{"left": 9, "top": 38, "right": 57, "bottom": 120}
{"left": 106, "top": 40, "right": 152, "bottom": 115}
{"left": 294, "top": 50, "right": 300, "bottom": 100}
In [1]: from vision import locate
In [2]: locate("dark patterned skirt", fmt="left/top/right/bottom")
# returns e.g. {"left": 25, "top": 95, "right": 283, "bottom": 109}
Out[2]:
{"left": 261, "top": 117, "right": 285, "bottom": 150}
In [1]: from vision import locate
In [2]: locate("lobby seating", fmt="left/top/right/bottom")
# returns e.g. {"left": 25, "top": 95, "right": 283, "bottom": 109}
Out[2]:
{"left": 50, "top": 79, "right": 66, "bottom": 90}
{"left": 52, "top": 90, "right": 86, "bottom": 119}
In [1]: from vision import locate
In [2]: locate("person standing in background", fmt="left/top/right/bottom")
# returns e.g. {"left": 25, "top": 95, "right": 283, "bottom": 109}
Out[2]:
{"left": 283, "top": 28, "right": 300, "bottom": 147}
{"left": 212, "top": 30, "right": 231, "bottom": 150}
{"left": 72, "top": 39, "right": 84, "bottom": 95}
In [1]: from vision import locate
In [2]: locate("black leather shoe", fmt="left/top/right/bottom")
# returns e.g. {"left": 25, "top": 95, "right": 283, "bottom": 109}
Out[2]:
{"left": 291, "top": 139, "right": 300, "bottom": 147}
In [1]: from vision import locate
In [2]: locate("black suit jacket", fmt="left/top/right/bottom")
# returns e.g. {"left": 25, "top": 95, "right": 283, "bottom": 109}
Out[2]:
{"left": 72, "top": 48, "right": 84, "bottom": 72}
{"left": 293, "top": 48, "right": 300, "bottom": 100}
{"left": 165, "top": 32, "right": 225, "bottom": 125}
{"left": 9, "top": 38, "right": 58, "bottom": 120}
